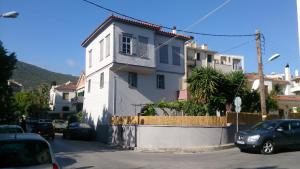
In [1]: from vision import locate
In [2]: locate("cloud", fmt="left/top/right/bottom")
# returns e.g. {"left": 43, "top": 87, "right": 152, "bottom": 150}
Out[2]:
{"left": 66, "top": 59, "right": 77, "bottom": 68}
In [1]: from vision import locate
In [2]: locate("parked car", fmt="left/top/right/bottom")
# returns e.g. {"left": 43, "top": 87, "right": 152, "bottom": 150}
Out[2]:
{"left": 0, "top": 125, "right": 24, "bottom": 134}
{"left": 52, "top": 119, "right": 67, "bottom": 133}
{"left": 235, "top": 119, "right": 300, "bottom": 154}
{"left": 0, "top": 133, "right": 60, "bottom": 168}
{"left": 63, "top": 122, "right": 95, "bottom": 140}
{"left": 33, "top": 122, "right": 55, "bottom": 140}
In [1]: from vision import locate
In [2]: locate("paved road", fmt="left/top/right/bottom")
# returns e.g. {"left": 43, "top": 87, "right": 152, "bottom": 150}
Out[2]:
{"left": 50, "top": 134, "right": 300, "bottom": 169}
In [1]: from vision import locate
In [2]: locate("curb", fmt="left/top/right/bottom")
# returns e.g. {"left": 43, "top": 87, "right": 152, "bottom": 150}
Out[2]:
{"left": 134, "top": 144, "right": 235, "bottom": 153}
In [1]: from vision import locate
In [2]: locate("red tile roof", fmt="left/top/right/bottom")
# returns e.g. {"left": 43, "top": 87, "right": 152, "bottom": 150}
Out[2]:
{"left": 274, "top": 95, "right": 300, "bottom": 101}
{"left": 245, "top": 73, "right": 288, "bottom": 84}
{"left": 81, "top": 15, "right": 193, "bottom": 47}
{"left": 55, "top": 81, "right": 77, "bottom": 91}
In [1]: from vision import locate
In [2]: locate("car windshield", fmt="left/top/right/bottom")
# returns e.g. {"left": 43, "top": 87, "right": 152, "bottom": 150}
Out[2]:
{"left": 0, "top": 140, "right": 52, "bottom": 168}
{"left": 251, "top": 121, "right": 278, "bottom": 131}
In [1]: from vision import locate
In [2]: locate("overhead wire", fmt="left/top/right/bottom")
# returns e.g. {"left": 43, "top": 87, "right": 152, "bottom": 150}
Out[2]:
{"left": 82, "top": 0, "right": 256, "bottom": 38}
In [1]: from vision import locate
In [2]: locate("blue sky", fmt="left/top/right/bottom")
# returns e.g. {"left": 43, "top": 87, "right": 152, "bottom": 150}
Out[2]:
{"left": 0, "top": 0, "right": 299, "bottom": 76}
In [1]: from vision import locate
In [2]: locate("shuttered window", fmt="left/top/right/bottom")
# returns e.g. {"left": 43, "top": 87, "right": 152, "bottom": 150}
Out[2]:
{"left": 88, "top": 79, "right": 91, "bottom": 93}
{"left": 100, "top": 72, "right": 104, "bottom": 89}
{"left": 138, "top": 36, "right": 148, "bottom": 58}
{"left": 106, "top": 34, "right": 110, "bottom": 57}
{"left": 88, "top": 49, "right": 92, "bottom": 68}
{"left": 159, "top": 45, "right": 168, "bottom": 64}
{"left": 172, "top": 46, "right": 180, "bottom": 65}
{"left": 99, "top": 40, "right": 104, "bottom": 61}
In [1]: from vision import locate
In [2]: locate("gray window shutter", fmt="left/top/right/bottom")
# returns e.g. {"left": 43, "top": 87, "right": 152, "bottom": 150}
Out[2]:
{"left": 132, "top": 36, "right": 137, "bottom": 56}
{"left": 119, "top": 34, "right": 122, "bottom": 53}
{"left": 138, "top": 36, "right": 148, "bottom": 58}
{"left": 159, "top": 45, "right": 168, "bottom": 64}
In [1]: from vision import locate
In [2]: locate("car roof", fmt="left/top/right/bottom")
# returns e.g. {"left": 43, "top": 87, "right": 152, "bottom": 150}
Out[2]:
{"left": 0, "top": 125, "right": 22, "bottom": 128}
{"left": 0, "top": 133, "right": 46, "bottom": 142}
{"left": 266, "top": 119, "right": 300, "bottom": 122}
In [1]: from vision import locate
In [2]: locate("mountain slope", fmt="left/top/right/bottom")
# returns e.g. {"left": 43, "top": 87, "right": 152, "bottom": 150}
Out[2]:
{"left": 12, "top": 61, "right": 78, "bottom": 90}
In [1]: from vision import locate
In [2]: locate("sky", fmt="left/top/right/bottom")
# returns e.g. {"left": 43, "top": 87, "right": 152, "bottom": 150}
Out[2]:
{"left": 0, "top": 0, "right": 299, "bottom": 76}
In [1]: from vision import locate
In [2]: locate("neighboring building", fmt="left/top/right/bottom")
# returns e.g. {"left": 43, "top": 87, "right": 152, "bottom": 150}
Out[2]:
{"left": 74, "top": 72, "right": 85, "bottom": 112}
{"left": 81, "top": 15, "right": 193, "bottom": 127}
{"left": 7, "top": 79, "right": 23, "bottom": 93}
{"left": 179, "top": 41, "right": 244, "bottom": 98}
{"left": 246, "top": 64, "right": 300, "bottom": 114}
{"left": 49, "top": 81, "right": 77, "bottom": 118}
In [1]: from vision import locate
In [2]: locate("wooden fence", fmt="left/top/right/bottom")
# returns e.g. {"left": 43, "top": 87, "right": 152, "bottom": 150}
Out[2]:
{"left": 111, "top": 116, "right": 227, "bottom": 126}
{"left": 111, "top": 112, "right": 300, "bottom": 126}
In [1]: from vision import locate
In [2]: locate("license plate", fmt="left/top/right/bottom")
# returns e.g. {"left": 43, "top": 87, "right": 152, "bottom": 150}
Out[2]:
{"left": 237, "top": 140, "right": 245, "bottom": 144}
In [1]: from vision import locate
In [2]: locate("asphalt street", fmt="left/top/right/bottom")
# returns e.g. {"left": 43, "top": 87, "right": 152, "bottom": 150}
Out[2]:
{"left": 50, "top": 134, "right": 300, "bottom": 169}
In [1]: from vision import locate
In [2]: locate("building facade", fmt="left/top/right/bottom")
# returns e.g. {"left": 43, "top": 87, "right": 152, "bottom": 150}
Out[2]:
{"left": 81, "top": 16, "right": 192, "bottom": 127}
{"left": 49, "top": 81, "right": 77, "bottom": 117}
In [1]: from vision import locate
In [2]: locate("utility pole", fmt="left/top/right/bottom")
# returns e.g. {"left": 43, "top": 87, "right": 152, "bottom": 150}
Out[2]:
{"left": 256, "top": 29, "right": 267, "bottom": 118}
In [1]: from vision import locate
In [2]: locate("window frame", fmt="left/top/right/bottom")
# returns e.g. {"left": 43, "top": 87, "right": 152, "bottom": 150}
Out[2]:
{"left": 157, "top": 74, "right": 165, "bottom": 89}
{"left": 99, "top": 39, "right": 104, "bottom": 61}
{"left": 159, "top": 45, "right": 169, "bottom": 64}
{"left": 88, "top": 79, "right": 91, "bottom": 93}
{"left": 122, "top": 35, "right": 132, "bottom": 55}
{"left": 100, "top": 72, "right": 104, "bottom": 89}
{"left": 105, "top": 34, "right": 110, "bottom": 57}
{"left": 88, "top": 49, "right": 92, "bottom": 68}
{"left": 128, "top": 72, "right": 138, "bottom": 88}
{"left": 62, "top": 92, "right": 69, "bottom": 100}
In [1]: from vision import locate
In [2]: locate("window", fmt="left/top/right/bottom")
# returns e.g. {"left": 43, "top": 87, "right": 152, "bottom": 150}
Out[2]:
{"left": 157, "top": 74, "right": 165, "bottom": 89}
{"left": 100, "top": 72, "right": 104, "bottom": 89}
{"left": 62, "top": 106, "right": 70, "bottom": 111}
{"left": 278, "top": 122, "right": 290, "bottom": 131}
{"left": 88, "top": 49, "right": 92, "bottom": 67}
{"left": 159, "top": 45, "right": 168, "bottom": 64}
{"left": 106, "top": 34, "right": 110, "bottom": 57}
{"left": 88, "top": 79, "right": 91, "bottom": 93}
{"left": 207, "top": 54, "right": 212, "bottom": 63}
{"left": 138, "top": 36, "right": 148, "bottom": 58}
{"left": 77, "top": 91, "right": 84, "bottom": 96}
{"left": 128, "top": 72, "right": 137, "bottom": 88}
{"left": 196, "top": 53, "right": 201, "bottom": 61}
{"left": 62, "top": 93, "right": 69, "bottom": 100}
{"left": 121, "top": 35, "right": 132, "bottom": 55}
{"left": 99, "top": 40, "right": 104, "bottom": 61}
{"left": 291, "top": 121, "right": 300, "bottom": 130}
{"left": 172, "top": 46, "right": 180, "bottom": 65}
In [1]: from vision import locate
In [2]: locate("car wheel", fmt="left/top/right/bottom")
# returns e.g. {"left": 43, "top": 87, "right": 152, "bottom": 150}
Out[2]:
{"left": 261, "top": 140, "right": 275, "bottom": 154}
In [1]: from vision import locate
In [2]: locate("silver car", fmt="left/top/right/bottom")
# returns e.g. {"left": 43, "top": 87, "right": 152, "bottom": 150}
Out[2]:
{"left": 0, "top": 133, "right": 60, "bottom": 169}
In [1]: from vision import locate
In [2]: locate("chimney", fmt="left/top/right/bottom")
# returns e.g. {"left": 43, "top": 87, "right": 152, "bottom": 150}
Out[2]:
{"left": 285, "top": 64, "right": 291, "bottom": 81}
{"left": 201, "top": 44, "right": 208, "bottom": 50}
{"left": 172, "top": 26, "right": 177, "bottom": 34}
{"left": 295, "top": 69, "right": 299, "bottom": 77}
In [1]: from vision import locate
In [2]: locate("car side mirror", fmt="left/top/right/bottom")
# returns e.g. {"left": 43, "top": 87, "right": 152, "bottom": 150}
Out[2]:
{"left": 277, "top": 127, "right": 284, "bottom": 132}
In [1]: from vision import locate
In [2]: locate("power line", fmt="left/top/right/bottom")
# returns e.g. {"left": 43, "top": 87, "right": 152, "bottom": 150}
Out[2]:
{"left": 82, "top": 0, "right": 255, "bottom": 37}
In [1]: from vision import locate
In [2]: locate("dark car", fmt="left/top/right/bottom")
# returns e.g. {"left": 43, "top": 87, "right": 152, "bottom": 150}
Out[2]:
{"left": 0, "top": 133, "right": 60, "bottom": 168}
{"left": 33, "top": 122, "right": 55, "bottom": 140}
{"left": 235, "top": 119, "right": 300, "bottom": 154}
{"left": 0, "top": 125, "right": 24, "bottom": 134}
{"left": 63, "top": 122, "right": 95, "bottom": 140}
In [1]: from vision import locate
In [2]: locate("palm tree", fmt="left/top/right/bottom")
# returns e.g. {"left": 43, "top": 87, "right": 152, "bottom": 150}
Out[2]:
{"left": 187, "top": 67, "right": 222, "bottom": 104}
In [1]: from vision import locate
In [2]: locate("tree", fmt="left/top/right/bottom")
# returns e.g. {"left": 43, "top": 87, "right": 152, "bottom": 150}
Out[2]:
{"left": 0, "top": 43, "right": 17, "bottom": 123}
{"left": 187, "top": 67, "right": 222, "bottom": 104}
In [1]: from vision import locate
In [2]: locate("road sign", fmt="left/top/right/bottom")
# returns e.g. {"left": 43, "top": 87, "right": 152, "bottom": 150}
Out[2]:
{"left": 234, "top": 97, "right": 242, "bottom": 107}
{"left": 235, "top": 106, "right": 241, "bottom": 113}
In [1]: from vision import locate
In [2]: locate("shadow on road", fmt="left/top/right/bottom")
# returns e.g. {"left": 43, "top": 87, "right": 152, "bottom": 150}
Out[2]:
{"left": 235, "top": 166, "right": 287, "bottom": 169}
{"left": 56, "top": 156, "right": 77, "bottom": 168}
{"left": 50, "top": 133, "right": 125, "bottom": 154}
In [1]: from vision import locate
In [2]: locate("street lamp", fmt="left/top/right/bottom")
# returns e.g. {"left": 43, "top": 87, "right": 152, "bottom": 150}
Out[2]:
{"left": 0, "top": 11, "right": 19, "bottom": 18}
{"left": 267, "top": 53, "right": 280, "bottom": 62}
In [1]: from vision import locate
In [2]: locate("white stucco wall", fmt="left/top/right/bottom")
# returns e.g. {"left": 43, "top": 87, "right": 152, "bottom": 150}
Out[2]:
{"left": 85, "top": 24, "right": 114, "bottom": 77}
{"left": 49, "top": 88, "right": 76, "bottom": 112}
{"left": 110, "top": 70, "right": 183, "bottom": 116}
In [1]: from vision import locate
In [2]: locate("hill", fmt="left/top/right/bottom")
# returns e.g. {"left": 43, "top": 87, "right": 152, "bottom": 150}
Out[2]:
{"left": 12, "top": 61, "right": 78, "bottom": 90}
